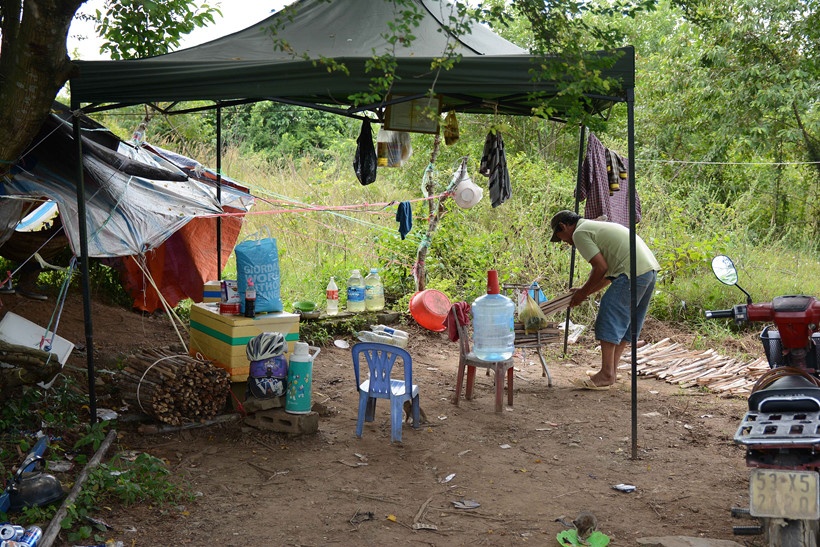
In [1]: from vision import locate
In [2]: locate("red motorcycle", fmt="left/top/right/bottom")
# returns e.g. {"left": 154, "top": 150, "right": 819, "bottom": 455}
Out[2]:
{"left": 706, "top": 255, "right": 820, "bottom": 546}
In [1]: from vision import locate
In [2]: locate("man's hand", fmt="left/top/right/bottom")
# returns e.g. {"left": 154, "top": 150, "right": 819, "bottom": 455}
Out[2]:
{"left": 569, "top": 287, "right": 586, "bottom": 308}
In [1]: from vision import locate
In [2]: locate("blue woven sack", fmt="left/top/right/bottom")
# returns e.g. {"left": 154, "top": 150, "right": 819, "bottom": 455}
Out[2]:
{"left": 235, "top": 228, "right": 283, "bottom": 314}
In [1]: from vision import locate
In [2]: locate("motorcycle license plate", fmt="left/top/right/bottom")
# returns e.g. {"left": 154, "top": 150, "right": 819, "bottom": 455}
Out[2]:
{"left": 749, "top": 469, "right": 820, "bottom": 520}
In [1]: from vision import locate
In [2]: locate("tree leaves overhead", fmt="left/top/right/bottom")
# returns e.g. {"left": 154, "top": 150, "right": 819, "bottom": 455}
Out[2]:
{"left": 94, "top": 0, "right": 221, "bottom": 59}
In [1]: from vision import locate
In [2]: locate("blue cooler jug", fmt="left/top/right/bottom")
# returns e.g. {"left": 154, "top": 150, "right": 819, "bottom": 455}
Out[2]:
{"left": 285, "top": 342, "right": 320, "bottom": 414}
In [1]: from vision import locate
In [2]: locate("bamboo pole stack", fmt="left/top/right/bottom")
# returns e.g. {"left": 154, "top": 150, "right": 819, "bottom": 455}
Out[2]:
{"left": 617, "top": 338, "right": 771, "bottom": 396}
{"left": 514, "top": 323, "right": 561, "bottom": 346}
{"left": 539, "top": 291, "right": 574, "bottom": 317}
{"left": 117, "top": 349, "right": 230, "bottom": 425}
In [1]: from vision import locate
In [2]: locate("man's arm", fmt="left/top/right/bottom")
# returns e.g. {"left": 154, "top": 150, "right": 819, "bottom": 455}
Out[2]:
{"left": 570, "top": 252, "right": 609, "bottom": 307}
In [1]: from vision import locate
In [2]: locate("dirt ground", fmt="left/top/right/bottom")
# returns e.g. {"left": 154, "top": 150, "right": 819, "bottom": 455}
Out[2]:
{"left": 3, "top": 291, "right": 762, "bottom": 547}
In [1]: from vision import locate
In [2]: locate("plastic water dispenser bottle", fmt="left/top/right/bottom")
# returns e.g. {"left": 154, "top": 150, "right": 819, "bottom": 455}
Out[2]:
{"left": 471, "top": 270, "right": 515, "bottom": 361}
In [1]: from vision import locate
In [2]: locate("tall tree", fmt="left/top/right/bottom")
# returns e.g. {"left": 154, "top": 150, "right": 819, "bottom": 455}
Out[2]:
{"left": 0, "top": 0, "right": 218, "bottom": 177}
{"left": 0, "top": 0, "right": 84, "bottom": 176}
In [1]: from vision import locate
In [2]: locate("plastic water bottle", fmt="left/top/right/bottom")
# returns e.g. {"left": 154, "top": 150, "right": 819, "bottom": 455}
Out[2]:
{"left": 471, "top": 270, "right": 515, "bottom": 360}
{"left": 244, "top": 278, "right": 256, "bottom": 318}
{"left": 370, "top": 324, "right": 409, "bottom": 346}
{"left": 346, "top": 270, "right": 366, "bottom": 313}
{"left": 326, "top": 276, "right": 339, "bottom": 316}
{"left": 357, "top": 329, "right": 408, "bottom": 348}
{"left": 364, "top": 268, "right": 385, "bottom": 311}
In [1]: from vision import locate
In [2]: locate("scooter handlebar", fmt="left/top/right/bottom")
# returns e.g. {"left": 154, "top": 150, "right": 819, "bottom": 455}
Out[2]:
{"left": 705, "top": 309, "right": 735, "bottom": 319}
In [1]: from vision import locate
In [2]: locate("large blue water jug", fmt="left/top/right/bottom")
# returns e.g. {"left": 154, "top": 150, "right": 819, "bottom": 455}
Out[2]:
{"left": 471, "top": 270, "right": 515, "bottom": 361}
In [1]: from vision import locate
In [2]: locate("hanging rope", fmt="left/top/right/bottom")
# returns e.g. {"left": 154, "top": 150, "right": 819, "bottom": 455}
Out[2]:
{"left": 129, "top": 255, "right": 189, "bottom": 353}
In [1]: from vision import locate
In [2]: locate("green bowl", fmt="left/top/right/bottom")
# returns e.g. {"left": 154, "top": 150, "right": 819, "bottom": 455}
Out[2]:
{"left": 293, "top": 300, "right": 317, "bottom": 312}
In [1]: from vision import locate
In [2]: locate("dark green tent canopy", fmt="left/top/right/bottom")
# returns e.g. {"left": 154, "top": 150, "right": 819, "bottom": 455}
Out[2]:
{"left": 70, "top": 0, "right": 634, "bottom": 119}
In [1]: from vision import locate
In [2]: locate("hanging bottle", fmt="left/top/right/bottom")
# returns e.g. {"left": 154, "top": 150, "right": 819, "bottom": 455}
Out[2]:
{"left": 376, "top": 127, "right": 389, "bottom": 167}
{"left": 326, "top": 276, "right": 339, "bottom": 316}
{"left": 346, "top": 269, "right": 366, "bottom": 313}
{"left": 364, "top": 268, "right": 385, "bottom": 311}
{"left": 471, "top": 270, "right": 515, "bottom": 360}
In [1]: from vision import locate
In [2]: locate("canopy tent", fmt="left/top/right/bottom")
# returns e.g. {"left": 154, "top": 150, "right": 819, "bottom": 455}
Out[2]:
{"left": 66, "top": 0, "right": 639, "bottom": 451}
{"left": 71, "top": 0, "right": 634, "bottom": 120}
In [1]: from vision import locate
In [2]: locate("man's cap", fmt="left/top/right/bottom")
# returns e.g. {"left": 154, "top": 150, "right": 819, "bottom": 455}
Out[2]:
{"left": 549, "top": 210, "right": 576, "bottom": 242}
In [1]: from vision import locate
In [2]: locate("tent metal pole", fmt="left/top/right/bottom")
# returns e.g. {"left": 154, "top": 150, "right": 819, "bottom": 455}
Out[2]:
{"left": 216, "top": 105, "right": 222, "bottom": 280}
{"left": 70, "top": 99, "right": 98, "bottom": 426}
{"left": 562, "top": 124, "right": 586, "bottom": 356}
{"left": 627, "top": 85, "right": 638, "bottom": 460}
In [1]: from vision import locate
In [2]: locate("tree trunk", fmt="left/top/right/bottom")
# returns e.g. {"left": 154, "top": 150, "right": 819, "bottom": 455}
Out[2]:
{"left": 414, "top": 133, "right": 443, "bottom": 292}
{"left": 0, "top": 0, "right": 84, "bottom": 176}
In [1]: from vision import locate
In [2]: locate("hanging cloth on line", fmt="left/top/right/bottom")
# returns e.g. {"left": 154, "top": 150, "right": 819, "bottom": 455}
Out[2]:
{"left": 396, "top": 201, "right": 413, "bottom": 240}
{"left": 577, "top": 132, "right": 641, "bottom": 227}
{"left": 478, "top": 130, "right": 511, "bottom": 208}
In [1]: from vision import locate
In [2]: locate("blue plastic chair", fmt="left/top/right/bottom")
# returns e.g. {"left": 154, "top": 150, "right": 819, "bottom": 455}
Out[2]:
{"left": 352, "top": 342, "right": 420, "bottom": 443}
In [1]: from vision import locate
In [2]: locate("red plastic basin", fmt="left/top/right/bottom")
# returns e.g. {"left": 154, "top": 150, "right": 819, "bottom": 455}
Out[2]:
{"left": 409, "top": 289, "right": 451, "bottom": 332}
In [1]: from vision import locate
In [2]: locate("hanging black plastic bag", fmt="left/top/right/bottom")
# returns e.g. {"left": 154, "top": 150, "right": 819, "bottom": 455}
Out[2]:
{"left": 353, "top": 119, "right": 377, "bottom": 185}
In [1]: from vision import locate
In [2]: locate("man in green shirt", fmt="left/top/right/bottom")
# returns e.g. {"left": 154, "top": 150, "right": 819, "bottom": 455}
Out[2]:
{"left": 549, "top": 210, "right": 659, "bottom": 389}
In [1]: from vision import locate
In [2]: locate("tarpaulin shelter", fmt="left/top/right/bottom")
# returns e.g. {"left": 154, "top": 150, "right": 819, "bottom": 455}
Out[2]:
{"left": 2, "top": 104, "right": 254, "bottom": 311}
{"left": 66, "top": 0, "right": 639, "bottom": 449}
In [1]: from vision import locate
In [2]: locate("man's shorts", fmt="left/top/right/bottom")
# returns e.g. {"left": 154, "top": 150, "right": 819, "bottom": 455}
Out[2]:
{"left": 594, "top": 270, "right": 657, "bottom": 345}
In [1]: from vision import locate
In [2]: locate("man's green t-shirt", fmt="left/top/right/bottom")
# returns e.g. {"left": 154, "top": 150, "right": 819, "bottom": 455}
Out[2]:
{"left": 572, "top": 219, "right": 660, "bottom": 278}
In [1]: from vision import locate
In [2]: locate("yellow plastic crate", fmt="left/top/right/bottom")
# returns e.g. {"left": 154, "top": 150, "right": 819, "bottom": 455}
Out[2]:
{"left": 189, "top": 302, "right": 299, "bottom": 382}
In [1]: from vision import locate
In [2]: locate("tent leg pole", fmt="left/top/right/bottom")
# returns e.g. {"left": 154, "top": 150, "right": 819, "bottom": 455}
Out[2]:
{"left": 71, "top": 99, "right": 97, "bottom": 427}
{"left": 627, "top": 86, "right": 638, "bottom": 461}
{"left": 216, "top": 105, "right": 223, "bottom": 280}
{"left": 562, "top": 124, "right": 587, "bottom": 357}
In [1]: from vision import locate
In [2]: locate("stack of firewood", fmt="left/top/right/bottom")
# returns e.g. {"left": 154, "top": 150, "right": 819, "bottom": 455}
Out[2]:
{"left": 117, "top": 349, "right": 230, "bottom": 425}
{"left": 617, "top": 337, "right": 771, "bottom": 396}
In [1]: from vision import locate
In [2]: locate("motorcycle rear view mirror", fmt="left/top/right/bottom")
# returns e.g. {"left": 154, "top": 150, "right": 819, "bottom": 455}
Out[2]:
{"left": 711, "top": 255, "right": 738, "bottom": 286}
{"left": 711, "top": 255, "right": 752, "bottom": 304}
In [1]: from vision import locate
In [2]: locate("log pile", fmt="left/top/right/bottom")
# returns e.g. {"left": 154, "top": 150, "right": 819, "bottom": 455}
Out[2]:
{"left": 117, "top": 349, "right": 230, "bottom": 425}
{"left": 617, "top": 337, "right": 771, "bottom": 396}
{"left": 0, "top": 339, "right": 61, "bottom": 395}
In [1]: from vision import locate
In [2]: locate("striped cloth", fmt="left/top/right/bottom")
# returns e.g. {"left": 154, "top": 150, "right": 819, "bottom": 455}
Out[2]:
{"left": 577, "top": 133, "right": 641, "bottom": 227}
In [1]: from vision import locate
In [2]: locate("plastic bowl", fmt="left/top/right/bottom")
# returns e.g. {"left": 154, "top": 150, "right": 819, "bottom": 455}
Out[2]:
{"left": 293, "top": 300, "right": 317, "bottom": 312}
{"left": 409, "top": 289, "right": 451, "bottom": 332}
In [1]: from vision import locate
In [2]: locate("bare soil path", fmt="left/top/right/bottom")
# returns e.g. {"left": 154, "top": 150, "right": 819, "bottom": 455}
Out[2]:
{"left": 4, "top": 293, "right": 757, "bottom": 546}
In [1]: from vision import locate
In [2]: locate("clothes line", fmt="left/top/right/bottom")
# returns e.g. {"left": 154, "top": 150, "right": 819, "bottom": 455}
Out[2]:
{"left": 636, "top": 158, "right": 820, "bottom": 166}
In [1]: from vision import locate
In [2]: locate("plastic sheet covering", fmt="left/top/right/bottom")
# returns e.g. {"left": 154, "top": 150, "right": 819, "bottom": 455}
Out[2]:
{"left": 3, "top": 140, "right": 250, "bottom": 258}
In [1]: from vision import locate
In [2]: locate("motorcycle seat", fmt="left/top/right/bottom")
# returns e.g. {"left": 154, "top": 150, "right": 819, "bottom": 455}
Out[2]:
{"left": 748, "top": 374, "right": 820, "bottom": 412}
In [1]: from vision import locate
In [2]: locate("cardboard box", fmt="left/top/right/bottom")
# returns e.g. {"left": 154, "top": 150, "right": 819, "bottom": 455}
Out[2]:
{"left": 202, "top": 280, "right": 222, "bottom": 303}
{"left": 189, "top": 302, "right": 299, "bottom": 382}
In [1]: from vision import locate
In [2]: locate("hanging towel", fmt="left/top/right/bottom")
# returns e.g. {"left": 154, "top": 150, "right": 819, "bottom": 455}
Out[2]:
{"left": 577, "top": 132, "right": 640, "bottom": 227}
{"left": 479, "top": 130, "right": 511, "bottom": 208}
{"left": 396, "top": 201, "right": 413, "bottom": 240}
{"left": 444, "top": 301, "right": 472, "bottom": 342}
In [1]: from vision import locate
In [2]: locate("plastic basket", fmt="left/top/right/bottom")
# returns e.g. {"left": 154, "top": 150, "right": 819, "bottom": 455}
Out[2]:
{"left": 760, "top": 326, "right": 783, "bottom": 368}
